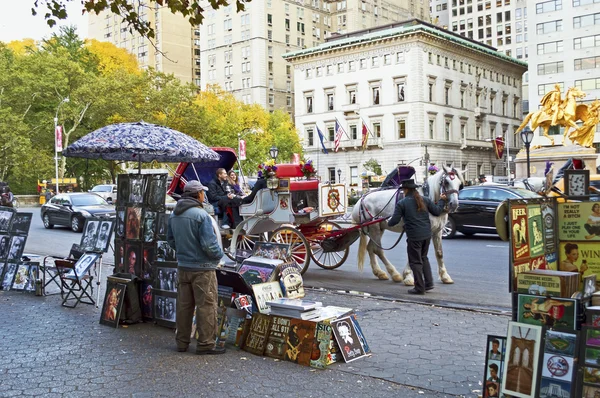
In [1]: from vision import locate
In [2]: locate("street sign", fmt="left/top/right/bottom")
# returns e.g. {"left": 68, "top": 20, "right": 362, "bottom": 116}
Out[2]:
{"left": 239, "top": 139, "right": 246, "bottom": 160}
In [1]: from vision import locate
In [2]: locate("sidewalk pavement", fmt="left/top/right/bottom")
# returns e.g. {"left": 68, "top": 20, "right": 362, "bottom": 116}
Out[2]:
{"left": 0, "top": 276, "right": 509, "bottom": 398}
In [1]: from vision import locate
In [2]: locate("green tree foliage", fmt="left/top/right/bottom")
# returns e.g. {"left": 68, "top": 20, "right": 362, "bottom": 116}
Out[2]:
{"left": 0, "top": 28, "right": 301, "bottom": 193}
{"left": 363, "top": 158, "right": 382, "bottom": 175}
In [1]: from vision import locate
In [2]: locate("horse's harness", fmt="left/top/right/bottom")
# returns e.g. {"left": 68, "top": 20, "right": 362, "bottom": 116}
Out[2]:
{"left": 358, "top": 170, "right": 460, "bottom": 250}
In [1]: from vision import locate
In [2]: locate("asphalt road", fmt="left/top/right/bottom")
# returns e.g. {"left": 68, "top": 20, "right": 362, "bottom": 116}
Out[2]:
{"left": 21, "top": 207, "right": 512, "bottom": 312}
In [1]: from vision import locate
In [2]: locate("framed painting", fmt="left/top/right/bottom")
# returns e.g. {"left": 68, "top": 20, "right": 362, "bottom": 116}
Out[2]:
{"left": 124, "top": 242, "right": 142, "bottom": 276}
{"left": 153, "top": 291, "right": 177, "bottom": 328}
{"left": 80, "top": 219, "right": 100, "bottom": 251}
{"left": 0, "top": 234, "right": 11, "bottom": 260}
{"left": 115, "top": 207, "right": 126, "bottom": 239}
{"left": 1, "top": 261, "right": 18, "bottom": 290}
{"left": 10, "top": 213, "right": 32, "bottom": 236}
{"left": 539, "top": 330, "right": 577, "bottom": 397}
{"left": 156, "top": 241, "right": 176, "bottom": 262}
{"left": 0, "top": 207, "right": 16, "bottom": 233}
{"left": 142, "top": 210, "right": 157, "bottom": 243}
{"left": 93, "top": 220, "right": 114, "bottom": 253}
{"left": 140, "top": 282, "right": 153, "bottom": 321}
{"left": 564, "top": 169, "right": 590, "bottom": 200}
{"left": 517, "top": 294, "right": 578, "bottom": 330}
{"left": 482, "top": 335, "right": 506, "bottom": 398}
{"left": 99, "top": 281, "right": 127, "bottom": 328}
{"left": 116, "top": 174, "right": 129, "bottom": 206}
{"left": 128, "top": 175, "right": 145, "bottom": 205}
{"left": 501, "top": 322, "right": 543, "bottom": 398}
{"left": 11, "top": 263, "right": 37, "bottom": 292}
{"left": 67, "top": 252, "right": 100, "bottom": 279}
{"left": 7, "top": 235, "right": 26, "bottom": 261}
{"left": 145, "top": 174, "right": 167, "bottom": 211}
{"left": 125, "top": 207, "right": 142, "bottom": 240}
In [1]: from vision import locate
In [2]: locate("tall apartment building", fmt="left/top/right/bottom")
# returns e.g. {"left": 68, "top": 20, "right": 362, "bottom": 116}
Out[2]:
{"left": 199, "top": 0, "right": 429, "bottom": 112}
{"left": 528, "top": 0, "right": 600, "bottom": 147}
{"left": 88, "top": 4, "right": 193, "bottom": 83}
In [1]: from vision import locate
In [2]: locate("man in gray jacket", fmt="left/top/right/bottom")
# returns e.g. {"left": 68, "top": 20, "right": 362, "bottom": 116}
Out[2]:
{"left": 167, "top": 180, "right": 224, "bottom": 355}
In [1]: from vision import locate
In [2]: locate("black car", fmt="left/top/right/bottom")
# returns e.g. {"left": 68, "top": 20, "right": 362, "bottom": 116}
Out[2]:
{"left": 443, "top": 185, "right": 541, "bottom": 238}
{"left": 41, "top": 193, "right": 116, "bottom": 232}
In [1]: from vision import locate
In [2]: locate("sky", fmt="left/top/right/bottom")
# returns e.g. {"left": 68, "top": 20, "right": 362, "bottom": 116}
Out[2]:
{"left": 0, "top": 0, "right": 88, "bottom": 42}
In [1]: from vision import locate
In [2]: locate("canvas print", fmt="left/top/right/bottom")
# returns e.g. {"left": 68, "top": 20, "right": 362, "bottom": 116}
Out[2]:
{"left": 156, "top": 267, "right": 177, "bottom": 292}
{"left": 156, "top": 213, "right": 168, "bottom": 240}
{"left": 0, "top": 209, "right": 14, "bottom": 233}
{"left": 510, "top": 205, "right": 530, "bottom": 262}
{"left": 114, "top": 240, "right": 125, "bottom": 273}
{"left": 544, "top": 330, "right": 576, "bottom": 356}
{"left": 539, "top": 378, "right": 571, "bottom": 398}
{"left": 146, "top": 174, "right": 167, "bottom": 209}
{"left": 100, "top": 281, "right": 126, "bottom": 328}
{"left": 140, "top": 283, "right": 153, "bottom": 320}
{"left": 0, "top": 234, "right": 10, "bottom": 259}
{"left": 1, "top": 262, "right": 18, "bottom": 290}
{"left": 284, "top": 318, "right": 317, "bottom": 366}
{"left": 239, "top": 263, "right": 276, "bottom": 285}
{"left": 527, "top": 205, "right": 544, "bottom": 258}
{"left": 11, "top": 263, "right": 33, "bottom": 291}
{"left": 154, "top": 294, "right": 176, "bottom": 322}
{"left": 156, "top": 241, "right": 176, "bottom": 262}
{"left": 331, "top": 316, "right": 367, "bottom": 363}
{"left": 565, "top": 169, "right": 589, "bottom": 199}
{"left": 7, "top": 235, "right": 26, "bottom": 261}
{"left": 252, "top": 281, "right": 283, "bottom": 314}
{"left": 587, "top": 329, "right": 600, "bottom": 347}
{"left": 115, "top": 207, "right": 126, "bottom": 239}
{"left": 502, "top": 322, "right": 542, "bottom": 398}
{"left": 142, "top": 211, "right": 157, "bottom": 243}
{"left": 125, "top": 242, "right": 141, "bottom": 275}
{"left": 517, "top": 294, "right": 577, "bottom": 329}
{"left": 126, "top": 207, "right": 142, "bottom": 240}
{"left": 583, "top": 366, "right": 600, "bottom": 384}
{"left": 129, "top": 176, "right": 144, "bottom": 204}
{"left": 80, "top": 219, "right": 99, "bottom": 251}
{"left": 558, "top": 202, "right": 600, "bottom": 241}
{"left": 583, "top": 384, "right": 600, "bottom": 397}
{"left": 67, "top": 253, "right": 99, "bottom": 279}
{"left": 93, "top": 220, "right": 114, "bottom": 253}
{"left": 541, "top": 353, "right": 573, "bottom": 382}
{"left": 252, "top": 242, "right": 290, "bottom": 260}
{"left": 10, "top": 213, "right": 32, "bottom": 235}
{"left": 116, "top": 175, "right": 129, "bottom": 206}
{"left": 141, "top": 245, "right": 155, "bottom": 280}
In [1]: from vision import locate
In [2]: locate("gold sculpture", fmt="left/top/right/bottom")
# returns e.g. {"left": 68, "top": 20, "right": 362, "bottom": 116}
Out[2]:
{"left": 516, "top": 85, "right": 598, "bottom": 147}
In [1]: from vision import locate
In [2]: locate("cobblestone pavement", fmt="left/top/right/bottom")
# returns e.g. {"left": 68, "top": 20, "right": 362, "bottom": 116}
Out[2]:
{"left": 0, "top": 278, "right": 509, "bottom": 398}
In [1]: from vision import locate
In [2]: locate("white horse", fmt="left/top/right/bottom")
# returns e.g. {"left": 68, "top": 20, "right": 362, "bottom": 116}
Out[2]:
{"left": 350, "top": 166, "right": 465, "bottom": 285}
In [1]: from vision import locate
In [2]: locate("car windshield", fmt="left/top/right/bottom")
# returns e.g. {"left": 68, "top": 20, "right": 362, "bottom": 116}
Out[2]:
{"left": 91, "top": 185, "right": 112, "bottom": 192}
{"left": 71, "top": 194, "right": 108, "bottom": 206}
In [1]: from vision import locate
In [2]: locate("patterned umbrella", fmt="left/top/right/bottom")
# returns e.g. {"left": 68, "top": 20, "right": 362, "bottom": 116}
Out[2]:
{"left": 63, "top": 121, "right": 220, "bottom": 163}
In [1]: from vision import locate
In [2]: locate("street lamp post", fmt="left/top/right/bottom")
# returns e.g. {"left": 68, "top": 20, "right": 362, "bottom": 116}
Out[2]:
{"left": 54, "top": 97, "right": 69, "bottom": 194}
{"left": 269, "top": 145, "right": 279, "bottom": 161}
{"left": 337, "top": 168, "right": 341, "bottom": 183}
{"left": 520, "top": 126, "right": 534, "bottom": 178}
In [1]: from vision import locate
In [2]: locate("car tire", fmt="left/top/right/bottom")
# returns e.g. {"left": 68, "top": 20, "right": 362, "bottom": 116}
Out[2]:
{"left": 43, "top": 214, "right": 54, "bottom": 229}
{"left": 71, "top": 215, "right": 83, "bottom": 232}
{"left": 442, "top": 217, "right": 457, "bottom": 239}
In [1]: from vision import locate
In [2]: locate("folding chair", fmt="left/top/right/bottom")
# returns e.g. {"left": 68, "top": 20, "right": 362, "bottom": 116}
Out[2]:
{"left": 57, "top": 257, "right": 96, "bottom": 308}
{"left": 41, "top": 244, "right": 84, "bottom": 296}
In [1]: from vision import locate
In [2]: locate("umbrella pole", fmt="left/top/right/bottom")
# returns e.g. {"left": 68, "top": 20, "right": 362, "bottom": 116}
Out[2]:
{"left": 138, "top": 159, "right": 141, "bottom": 174}
{"left": 191, "top": 163, "right": 201, "bottom": 182}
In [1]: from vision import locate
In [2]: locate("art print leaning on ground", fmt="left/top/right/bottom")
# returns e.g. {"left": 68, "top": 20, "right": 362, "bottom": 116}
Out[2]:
{"left": 482, "top": 335, "right": 506, "bottom": 398}
{"left": 100, "top": 281, "right": 127, "bottom": 328}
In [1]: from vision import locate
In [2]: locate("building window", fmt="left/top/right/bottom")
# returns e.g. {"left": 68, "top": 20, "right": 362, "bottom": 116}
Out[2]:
{"left": 445, "top": 120, "right": 451, "bottom": 140}
{"left": 350, "top": 166, "right": 358, "bottom": 185}
{"left": 269, "top": 94, "right": 274, "bottom": 105}
{"left": 396, "top": 120, "right": 406, "bottom": 139}
{"left": 350, "top": 125, "right": 357, "bottom": 140}
{"left": 348, "top": 89, "right": 356, "bottom": 104}
{"left": 326, "top": 65, "right": 333, "bottom": 75}
{"left": 396, "top": 83, "right": 405, "bottom": 102}
{"left": 371, "top": 56, "right": 379, "bottom": 67}
{"left": 460, "top": 90, "right": 465, "bottom": 108}
{"left": 306, "top": 96, "right": 313, "bottom": 113}
{"left": 307, "top": 129, "right": 314, "bottom": 146}
{"left": 575, "top": 78, "right": 600, "bottom": 90}
{"left": 490, "top": 96, "right": 495, "bottom": 113}
{"left": 536, "top": 0, "right": 562, "bottom": 13}
{"left": 445, "top": 86, "right": 450, "bottom": 105}
{"left": 267, "top": 14, "right": 272, "bottom": 24}
{"left": 305, "top": 68, "right": 312, "bottom": 78}
{"left": 349, "top": 60, "right": 356, "bottom": 71}
{"left": 538, "top": 61, "right": 564, "bottom": 75}
{"left": 460, "top": 123, "right": 466, "bottom": 140}
{"left": 328, "top": 168, "right": 336, "bottom": 183}
{"left": 573, "top": 13, "right": 600, "bottom": 29}
{"left": 360, "top": 59, "right": 367, "bottom": 69}
{"left": 536, "top": 20, "right": 562, "bottom": 34}
{"left": 337, "top": 63, "right": 344, "bottom": 73}
{"left": 328, "top": 127, "right": 335, "bottom": 141}
{"left": 373, "top": 122, "right": 381, "bottom": 138}
{"left": 573, "top": 0, "right": 600, "bottom": 5}
{"left": 372, "top": 87, "right": 380, "bottom": 105}
{"left": 327, "top": 93, "right": 334, "bottom": 111}
{"left": 502, "top": 97, "right": 507, "bottom": 116}
{"left": 429, "top": 119, "right": 435, "bottom": 139}
{"left": 538, "top": 82, "right": 564, "bottom": 95}
{"left": 575, "top": 56, "right": 600, "bottom": 70}
{"left": 537, "top": 41, "right": 563, "bottom": 55}
{"left": 383, "top": 54, "right": 391, "bottom": 65}
{"left": 476, "top": 124, "right": 482, "bottom": 139}
{"left": 574, "top": 34, "right": 600, "bottom": 49}
{"left": 286, "top": 65, "right": 291, "bottom": 75}
{"left": 316, "top": 67, "right": 322, "bottom": 77}
{"left": 269, "top": 78, "right": 274, "bottom": 89}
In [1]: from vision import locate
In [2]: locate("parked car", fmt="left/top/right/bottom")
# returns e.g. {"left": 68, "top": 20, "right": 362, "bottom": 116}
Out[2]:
{"left": 90, "top": 184, "right": 117, "bottom": 203}
{"left": 41, "top": 193, "right": 116, "bottom": 232}
{"left": 443, "top": 185, "right": 541, "bottom": 238}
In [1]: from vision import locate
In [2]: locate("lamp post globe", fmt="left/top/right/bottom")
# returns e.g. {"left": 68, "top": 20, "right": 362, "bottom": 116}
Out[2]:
{"left": 337, "top": 168, "right": 342, "bottom": 183}
{"left": 269, "top": 145, "right": 279, "bottom": 160}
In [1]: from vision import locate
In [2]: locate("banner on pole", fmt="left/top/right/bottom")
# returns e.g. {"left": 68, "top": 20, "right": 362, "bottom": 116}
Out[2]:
{"left": 239, "top": 139, "right": 246, "bottom": 160}
{"left": 55, "top": 125, "right": 63, "bottom": 152}
{"left": 493, "top": 136, "right": 505, "bottom": 160}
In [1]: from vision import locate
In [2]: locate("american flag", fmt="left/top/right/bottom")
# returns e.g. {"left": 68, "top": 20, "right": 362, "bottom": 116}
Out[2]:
{"left": 334, "top": 120, "right": 346, "bottom": 153}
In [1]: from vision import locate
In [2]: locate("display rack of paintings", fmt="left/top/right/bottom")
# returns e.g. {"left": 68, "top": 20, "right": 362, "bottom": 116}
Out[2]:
{"left": 0, "top": 207, "right": 34, "bottom": 292}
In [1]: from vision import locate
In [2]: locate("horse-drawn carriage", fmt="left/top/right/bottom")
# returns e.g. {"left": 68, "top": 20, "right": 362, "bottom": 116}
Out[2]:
{"left": 167, "top": 148, "right": 365, "bottom": 274}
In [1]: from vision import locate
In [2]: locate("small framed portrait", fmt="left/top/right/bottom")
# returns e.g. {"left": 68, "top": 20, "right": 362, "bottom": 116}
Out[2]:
{"left": 114, "top": 240, "right": 126, "bottom": 273}
{"left": 10, "top": 213, "right": 32, "bottom": 236}
{"left": 0, "top": 234, "right": 11, "bottom": 260}
{"left": 115, "top": 207, "right": 126, "bottom": 239}
{"left": 564, "top": 169, "right": 590, "bottom": 200}
{"left": 100, "top": 281, "right": 127, "bottom": 328}
{"left": 116, "top": 174, "right": 129, "bottom": 206}
{"left": 129, "top": 176, "right": 145, "bottom": 204}
{"left": 12, "top": 263, "right": 38, "bottom": 292}
{"left": 145, "top": 174, "right": 167, "bottom": 210}
{"left": 252, "top": 242, "right": 291, "bottom": 260}
{"left": 126, "top": 207, "right": 142, "bottom": 240}
{"left": 330, "top": 316, "right": 367, "bottom": 363}
{"left": 156, "top": 213, "right": 168, "bottom": 240}
{"left": 142, "top": 211, "right": 157, "bottom": 243}
{"left": 93, "top": 220, "right": 114, "bottom": 253}
{"left": 68, "top": 253, "right": 100, "bottom": 279}
{"left": 80, "top": 219, "right": 99, "bottom": 251}
{"left": 1, "top": 262, "right": 18, "bottom": 290}
{"left": 140, "top": 282, "right": 153, "bottom": 320}
{"left": 125, "top": 242, "right": 142, "bottom": 276}
{"left": 155, "top": 267, "right": 178, "bottom": 293}
{"left": 156, "top": 241, "right": 176, "bottom": 262}
{"left": 7, "top": 235, "right": 26, "bottom": 261}
{"left": 154, "top": 292, "right": 177, "bottom": 327}
{"left": 0, "top": 208, "right": 15, "bottom": 233}
{"left": 141, "top": 245, "right": 155, "bottom": 280}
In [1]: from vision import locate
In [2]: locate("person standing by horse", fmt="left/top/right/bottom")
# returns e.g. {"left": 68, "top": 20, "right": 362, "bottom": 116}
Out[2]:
{"left": 387, "top": 179, "right": 447, "bottom": 294}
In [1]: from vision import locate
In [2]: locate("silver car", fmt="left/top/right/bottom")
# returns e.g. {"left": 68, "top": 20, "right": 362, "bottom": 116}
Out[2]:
{"left": 90, "top": 184, "right": 117, "bottom": 204}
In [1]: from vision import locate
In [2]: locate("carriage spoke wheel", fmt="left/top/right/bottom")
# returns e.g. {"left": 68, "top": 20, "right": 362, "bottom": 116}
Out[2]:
{"left": 270, "top": 227, "right": 310, "bottom": 275}
{"left": 224, "top": 233, "right": 266, "bottom": 262}
{"left": 309, "top": 221, "right": 349, "bottom": 270}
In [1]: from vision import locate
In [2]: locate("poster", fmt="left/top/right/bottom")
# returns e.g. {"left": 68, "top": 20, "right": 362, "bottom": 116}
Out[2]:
{"left": 559, "top": 241, "right": 600, "bottom": 289}
{"left": 517, "top": 295, "right": 577, "bottom": 330}
{"left": 511, "top": 205, "right": 530, "bottom": 262}
{"left": 513, "top": 256, "right": 547, "bottom": 291}
{"left": 558, "top": 202, "right": 600, "bottom": 241}
{"left": 541, "top": 201, "right": 557, "bottom": 255}
{"left": 527, "top": 205, "right": 544, "bottom": 258}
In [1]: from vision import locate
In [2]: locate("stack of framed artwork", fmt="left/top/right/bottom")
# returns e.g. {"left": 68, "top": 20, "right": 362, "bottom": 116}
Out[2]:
{"left": 113, "top": 173, "right": 169, "bottom": 325}
{"left": 0, "top": 207, "right": 35, "bottom": 292}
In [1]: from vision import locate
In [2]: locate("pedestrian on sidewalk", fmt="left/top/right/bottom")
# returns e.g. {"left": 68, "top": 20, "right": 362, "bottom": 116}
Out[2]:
{"left": 387, "top": 179, "right": 446, "bottom": 295}
{"left": 167, "top": 180, "right": 225, "bottom": 355}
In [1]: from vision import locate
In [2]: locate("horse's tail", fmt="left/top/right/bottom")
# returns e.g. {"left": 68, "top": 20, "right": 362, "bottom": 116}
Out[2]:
{"left": 357, "top": 231, "right": 368, "bottom": 272}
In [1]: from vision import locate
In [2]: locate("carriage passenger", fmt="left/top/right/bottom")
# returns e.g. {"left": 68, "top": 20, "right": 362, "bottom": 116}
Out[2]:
{"left": 227, "top": 170, "right": 244, "bottom": 196}
{"left": 207, "top": 168, "right": 243, "bottom": 229}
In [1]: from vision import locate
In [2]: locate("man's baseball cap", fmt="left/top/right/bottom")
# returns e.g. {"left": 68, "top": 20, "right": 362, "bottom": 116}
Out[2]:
{"left": 183, "top": 180, "right": 208, "bottom": 193}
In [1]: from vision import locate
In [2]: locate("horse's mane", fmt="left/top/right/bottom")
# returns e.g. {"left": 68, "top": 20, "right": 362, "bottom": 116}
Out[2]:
{"left": 424, "top": 167, "right": 464, "bottom": 202}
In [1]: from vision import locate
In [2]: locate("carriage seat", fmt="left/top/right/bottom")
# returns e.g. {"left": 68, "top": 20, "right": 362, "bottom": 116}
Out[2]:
{"left": 291, "top": 180, "right": 319, "bottom": 214}
{"left": 276, "top": 164, "right": 304, "bottom": 178}
{"left": 239, "top": 189, "right": 277, "bottom": 217}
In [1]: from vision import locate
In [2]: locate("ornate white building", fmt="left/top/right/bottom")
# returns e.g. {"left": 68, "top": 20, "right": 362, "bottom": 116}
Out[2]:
{"left": 283, "top": 19, "right": 528, "bottom": 185}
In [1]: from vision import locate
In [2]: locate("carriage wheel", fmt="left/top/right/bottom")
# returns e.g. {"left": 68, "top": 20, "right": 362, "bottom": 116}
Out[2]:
{"left": 309, "top": 221, "right": 349, "bottom": 270}
{"left": 270, "top": 227, "right": 310, "bottom": 275}
{"left": 224, "top": 233, "right": 265, "bottom": 262}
